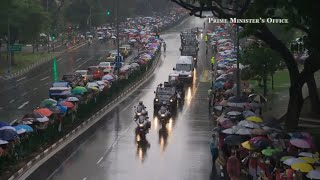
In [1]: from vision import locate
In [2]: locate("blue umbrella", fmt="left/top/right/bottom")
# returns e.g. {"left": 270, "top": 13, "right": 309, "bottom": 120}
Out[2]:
{"left": 56, "top": 105, "right": 67, "bottom": 114}
{"left": 0, "top": 129, "right": 18, "bottom": 141}
{"left": 14, "top": 125, "right": 33, "bottom": 133}
{"left": 214, "top": 81, "right": 224, "bottom": 89}
{"left": 0, "top": 121, "right": 10, "bottom": 128}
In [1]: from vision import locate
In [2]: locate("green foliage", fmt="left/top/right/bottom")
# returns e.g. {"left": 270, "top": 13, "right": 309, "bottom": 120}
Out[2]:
{"left": 240, "top": 42, "right": 282, "bottom": 80}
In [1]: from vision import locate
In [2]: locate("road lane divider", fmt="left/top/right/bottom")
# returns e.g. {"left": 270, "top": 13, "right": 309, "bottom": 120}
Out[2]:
{"left": 17, "top": 101, "right": 29, "bottom": 110}
{"left": 11, "top": 52, "right": 162, "bottom": 180}
{"left": 16, "top": 77, "right": 27, "bottom": 82}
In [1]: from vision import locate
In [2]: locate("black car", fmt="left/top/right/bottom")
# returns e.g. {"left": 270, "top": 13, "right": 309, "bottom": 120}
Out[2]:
{"left": 153, "top": 82, "right": 177, "bottom": 111}
{"left": 62, "top": 73, "right": 85, "bottom": 88}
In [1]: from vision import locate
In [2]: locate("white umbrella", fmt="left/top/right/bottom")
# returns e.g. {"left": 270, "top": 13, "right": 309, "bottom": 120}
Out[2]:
{"left": 120, "top": 65, "right": 131, "bottom": 71}
{"left": 98, "top": 37, "right": 103, "bottom": 40}
{"left": 66, "top": 97, "right": 79, "bottom": 102}
{"left": 37, "top": 116, "right": 49, "bottom": 122}
{"left": 0, "top": 140, "right": 8, "bottom": 145}
{"left": 307, "top": 170, "right": 320, "bottom": 179}
{"left": 130, "top": 63, "right": 140, "bottom": 68}
{"left": 222, "top": 128, "right": 235, "bottom": 135}
{"left": 227, "top": 111, "right": 242, "bottom": 116}
{"left": 0, "top": 126, "right": 16, "bottom": 131}
{"left": 235, "top": 128, "right": 252, "bottom": 135}
{"left": 283, "top": 157, "right": 305, "bottom": 166}
{"left": 102, "top": 74, "right": 114, "bottom": 81}
{"left": 299, "top": 152, "right": 319, "bottom": 158}
{"left": 88, "top": 35, "right": 93, "bottom": 38}
{"left": 238, "top": 120, "right": 261, "bottom": 129}
{"left": 16, "top": 129, "right": 26, "bottom": 134}
{"left": 111, "top": 36, "right": 116, "bottom": 39}
{"left": 129, "top": 39, "right": 136, "bottom": 42}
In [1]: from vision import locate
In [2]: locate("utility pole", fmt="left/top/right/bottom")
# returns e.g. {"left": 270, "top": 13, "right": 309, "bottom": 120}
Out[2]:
{"left": 89, "top": 7, "right": 92, "bottom": 32}
{"left": 7, "top": 16, "right": 11, "bottom": 75}
{"left": 116, "top": 0, "right": 120, "bottom": 76}
{"left": 47, "top": 0, "right": 50, "bottom": 53}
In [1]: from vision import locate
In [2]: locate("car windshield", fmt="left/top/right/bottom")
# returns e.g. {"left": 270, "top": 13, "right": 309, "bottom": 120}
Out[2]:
{"left": 176, "top": 64, "right": 192, "bottom": 71}
{"left": 157, "top": 87, "right": 173, "bottom": 95}
{"left": 99, "top": 62, "right": 110, "bottom": 66}
{"left": 52, "top": 82, "right": 68, "bottom": 87}
{"left": 76, "top": 71, "right": 87, "bottom": 75}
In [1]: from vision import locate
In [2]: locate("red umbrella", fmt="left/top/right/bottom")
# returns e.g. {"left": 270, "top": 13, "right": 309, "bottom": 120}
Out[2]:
{"left": 60, "top": 101, "right": 75, "bottom": 109}
{"left": 34, "top": 108, "right": 53, "bottom": 117}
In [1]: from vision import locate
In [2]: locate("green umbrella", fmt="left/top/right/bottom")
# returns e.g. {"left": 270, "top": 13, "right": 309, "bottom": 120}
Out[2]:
{"left": 72, "top": 86, "right": 87, "bottom": 95}
{"left": 281, "top": 156, "right": 294, "bottom": 162}
{"left": 40, "top": 99, "right": 57, "bottom": 108}
{"left": 262, "top": 148, "right": 281, "bottom": 156}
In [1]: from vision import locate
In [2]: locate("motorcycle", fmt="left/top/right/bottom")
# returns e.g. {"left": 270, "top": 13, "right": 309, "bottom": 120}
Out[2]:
{"left": 176, "top": 90, "right": 184, "bottom": 104}
{"left": 135, "top": 115, "right": 149, "bottom": 140}
{"left": 158, "top": 106, "right": 170, "bottom": 127}
{"left": 134, "top": 106, "right": 148, "bottom": 118}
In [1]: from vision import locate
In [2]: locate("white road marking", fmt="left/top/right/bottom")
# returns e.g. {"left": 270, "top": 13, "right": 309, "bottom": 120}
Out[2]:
{"left": 76, "top": 58, "right": 82, "bottom": 62}
{"left": 40, "top": 76, "right": 49, "bottom": 81}
{"left": 9, "top": 99, "right": 15, "bottom": 103}
{"left": 82, "top": 178, "right": 87, "bottom": 180}
{"left": 99, "top": 56, "right": 103, "bottom": 60}
{"left": 11, "top": 119, "right": 18, "bottom": 124}
{"left": 57, "top": 58, "right": 62, "bottom": 62}
{"left": 21, "top": 92, "right": 29, "bottom": 97}
{"left": 16, "top": 77, "right": 27, "bottom": 82}
{"left": 75, "top": 56, "right": 94, "bottom": 70}
{"left": 96, "top": 157, "right": 104, "bottom": 164}
{"left": 33, "top": 88, "right": 38, "bottom": 91}
{"left": 17, "top": 101, "right": 29, "bottom": 109}
{"left": 44, "top": 82, "right": 49, "bottom": 85}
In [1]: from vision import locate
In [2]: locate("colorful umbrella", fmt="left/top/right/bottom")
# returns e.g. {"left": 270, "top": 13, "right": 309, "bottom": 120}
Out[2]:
{"left": 235, "top": 128, "right": 252, "bottom": 135}
{"left": 298, "top": 157, "right": 318, "bottom": 164}
{"left": 0, "top": 129, "right": 18, "bottom": 141}
{"left": 291, "top": 162, "right": 313, "bottom": 172}
{"left": 40, "top": 99, "right": 57, "bottom": 107}
{"left": 224, "top": 135, "right": 246, "bottom": 145}
{"left": 242, "top": 110, "right": 256, "bottom": 118}
{"left": 261, "top": 148, "right": 281, "bottom": 156}
{"left": 66, "top": 97, "right": 79, "bottom": 102}
{"left": 227, "top": 111, "right": 242, "bottom": 116}
{"left": 241, "top": 141, "right": 254, "bottom": 150}
{"left": 246, "top": 116, "right": 263, "bottom": 123}
{"left": 307, "top": 170, "right": 320, "bottom": 179}
{"left": 13, "top": 126, "right": 26, "bottom": 134}
{"left": 290, "top": 138, "right": 311, "bottom": 149}
{"left": 0, "top": 122, "right": 10, "bottom": 128}
{"left": 299, "top": 152, "right": 319, "bottom": 158}
{"left": 72, "top": 86, "right": 87, "bottom": 95}
{"left": 220, "top": 119, "right": 234, "bottom": 129}
{"left": 14, "top": 125, "right": 33, "bottom": 133}
{"left": 283, "top": 157, "right": 305, "bottom": 166}
{"left": 0, "top": 139, "right": 8, "bottom": 145}
{"left": 0, "top": 126, "right": 16, "bottom": 131}
{"left": 59, "top": 101, "right": 75, "bottom": 109}
{"left": 238, "top": 120, "right": 261, "bottom": 129}
{"left": 34, "top": 108, "right": 53, "bottom": 117}
{"left": 280, "top": 156, "right": 293, "bottom": 162}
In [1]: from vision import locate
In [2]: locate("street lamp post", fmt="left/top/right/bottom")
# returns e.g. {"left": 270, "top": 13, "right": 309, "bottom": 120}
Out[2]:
{"left": 47, "top": 0, "right": 50, "bottom": 53}
{"left": 235, "top": 1, "right": 241, "bottom": 98}
{"left": 115, "top": 0, "right": 121, "bottom": 76}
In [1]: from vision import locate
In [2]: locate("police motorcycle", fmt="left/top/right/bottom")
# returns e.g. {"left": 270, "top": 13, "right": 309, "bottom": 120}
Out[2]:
{"left": 134, "top": 102, "right": 150, "bottom": 140}
{"left": 158, "top": 101, "right": 171, "bottom": 128}
{"left": 134, "top": 101, "right": 148, "bottom": 118}
{"left": 169, "top": 73, "right": 185, "bottom": 103}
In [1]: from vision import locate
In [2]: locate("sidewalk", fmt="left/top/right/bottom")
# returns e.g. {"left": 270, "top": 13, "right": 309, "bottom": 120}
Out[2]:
{"left": 262, "top": 71, "right": 320, "bottom": 122}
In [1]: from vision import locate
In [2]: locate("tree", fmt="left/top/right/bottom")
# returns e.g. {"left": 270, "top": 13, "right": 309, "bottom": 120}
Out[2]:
{"left": 171, "top": 0, "right": 320, "bottom": 129}
{"left": 241, "top": 42, "right": 282, "bottom": 96}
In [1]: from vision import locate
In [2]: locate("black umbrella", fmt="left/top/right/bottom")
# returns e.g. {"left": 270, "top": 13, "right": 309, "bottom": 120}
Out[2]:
{"left": 0, "top": 129, "right": 18, "bottom": 141}
{"left": 224, "top": 135, "right": 246, "bottom": 146}
{"left": 224, "top": 106, "right": 244, "bottom": 113}
{"left": 271, "top": 132, "right": 291, "bottom": 139}
{"left": 251, "top": 138, "right": 271, "bottom": 150}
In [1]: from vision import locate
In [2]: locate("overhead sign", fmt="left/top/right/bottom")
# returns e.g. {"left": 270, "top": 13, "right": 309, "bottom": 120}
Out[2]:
{"left": 115, "top": 55, "right": 123, "bottom": 63}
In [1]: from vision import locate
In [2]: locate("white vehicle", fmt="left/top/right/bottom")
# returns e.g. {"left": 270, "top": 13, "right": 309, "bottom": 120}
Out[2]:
{"left": 173, "top": 56, "right": 194, "bottom": 83}
{"left": 98, "top": 62, "right": 114, "bottom": 70}
{"left": 86, "top": 81, "right": 106, "bottom": 92}
{"left": 75, "top": 70, "right": 89, "bottom": 81}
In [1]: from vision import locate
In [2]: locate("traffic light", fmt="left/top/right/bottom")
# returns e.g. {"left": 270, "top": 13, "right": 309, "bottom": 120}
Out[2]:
{"left": 51, "top": 34, "right": 56, "bottom": 40}
{"left": 106, "top": 10, "right": 111, "bottom": 16}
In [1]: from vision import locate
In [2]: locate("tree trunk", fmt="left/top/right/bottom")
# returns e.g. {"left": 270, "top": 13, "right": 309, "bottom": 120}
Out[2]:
{"left": 306, "top": 73, "right": 320, "bottom": 113}
{"left": 263, "top": 76, "right": 267, "bottom": 97}
{"left": 285, "top": 84, "right": 304, "bottom": 130}
{"left": 271, "top": 73, "right": 274, "bottom": 90}
{"left": 11, "top": 52, "right": 15, "bottom": 66}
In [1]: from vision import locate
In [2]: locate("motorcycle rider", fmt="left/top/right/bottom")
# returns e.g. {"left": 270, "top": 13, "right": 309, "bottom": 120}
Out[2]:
{"left": 159, "top": 101, "right": 171, "bottom": 117}
{"left": 163, "top": 41, "right": 166, "bottom": 52}
{"left": 134, "top": 101, "right": 151, "bottom": 131}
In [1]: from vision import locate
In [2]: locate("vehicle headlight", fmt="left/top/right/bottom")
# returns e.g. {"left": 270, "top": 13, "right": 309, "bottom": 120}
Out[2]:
{"left": 169, "top": 99, "right": 173, "bottom": 102}
{"left": 161, "top": 114, "right": 165, "bottom": 117}
{"left": 155, "top": 98, "right": 159, "bottom": 102}
{"left": 188, "top": 74, "right": 192, "bottom": 77}
{"left": 139, "top": 124, "right": 144, "bottom": 127}
{"left": 193, "top": 57, "right": 196, "bottom": 60}
{"left": 137, "top": 113, "right": 142, "bottom": 116}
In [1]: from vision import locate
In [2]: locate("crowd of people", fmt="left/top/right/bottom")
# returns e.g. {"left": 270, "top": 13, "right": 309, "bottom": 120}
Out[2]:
{"left": 208, "top": 24, "right": 320, "bottom": 179}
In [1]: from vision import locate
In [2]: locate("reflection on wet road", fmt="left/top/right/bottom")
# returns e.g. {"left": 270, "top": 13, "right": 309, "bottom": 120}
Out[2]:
{"left": 42, "top": 15, "right": 216, "bottom": 180}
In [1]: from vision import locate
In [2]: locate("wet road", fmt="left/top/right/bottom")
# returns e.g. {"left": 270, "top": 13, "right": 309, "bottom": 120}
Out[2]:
{"left": 0, "top": 40, "right": 134, "bottom": 123}
{"left": 41, "top": 16, "right": 218, "bottom": 180}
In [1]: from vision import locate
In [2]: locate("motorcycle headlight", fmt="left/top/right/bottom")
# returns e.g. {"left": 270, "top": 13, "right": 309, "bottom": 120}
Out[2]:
{"left": 193, "top": 57, "right": 196, "bottom": 60}
{"left": 161, "top": 114, "right": 165, "bottom": 117}
{"left": 188, "top": 74, "right": 192, "bottom": 77}
{"left": 170, "top": 99, "right": 173, "bottom": 102}
{"left": 137, "top": 113, "right": 142, "bottom": 116}
{"left": 139, "top": 124, "right": 144, "bottom": 127}
{"left": 155, "top": 98, "right": 159, "bottom": 102}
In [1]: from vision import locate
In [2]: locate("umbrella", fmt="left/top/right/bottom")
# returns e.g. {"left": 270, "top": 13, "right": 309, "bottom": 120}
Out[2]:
{"left": 241, "top": 141, "right": 254, "bottom": 150}
{"left": 290, "top": 138, "right": 311, "bottom": 149}
{"left": 102, "top": 74, "right": 114, "bottom": 81}
{"left": 220, "top": 119, "right": 234, "bottom": 128}
{"left": 298, "top": 157, "right": 318, "bottom": 164}
{"left": 40, "top": 99, "right": 57, "bottom": 108}
{"left": 66, "top": 97, "right": 79, "bottom": 102}
{"left": 56, "top": 105, "right": 68, "bottom": 114}
{"left": 283, "top": 157, "right": 305, "bottom": 166}
{"left": 22, "top": 112, "right": 48, "bottom": 123}
{"left": 227, "top": 111, "right": 242, "bottom": 116}
{"left": 111, "top": 36, "right": 116, "bottom": 39}
{"left": 59, "top": 101, "right": 75, "bottom": 109}
{"left": 299, "top": 152, "right": 319, "bottom": 158}
{"left": 246, "top": 116, "right": 263, "bottom": 123}
{"left": 224, "top": 135, "right": 246, "bottom": 145}
{"left": 236, "top": 128, "right": 252, "bottom": 135}
{"left": 307, "top": 170, "right": 320, "bottom": 179}
{"left": 72, "top": 87, "right": 87, "bottom": 95}
{"left": 281, "top": 156, "right": 293, "bottom": 162}
{"left": 0, "top": 139, "right": 8, "bottom": 145}
{"left": 261, "top": 147, "right": 281, "bottom": 156}
{"left": 214, "top": 81, "right": 224, "bottom": 89}
{"left": 291, "top": 162, "right": 313, "bottom": 173}
{"left": 252, "top": 129, "right": 268, "bottom": 135}
{"left": 270, "top": 132, "right": 291, "bottom": 139}
{"left": 217, "top": 116, "right": 230, "bottom": 123}
{"left": 14, "top": 125, "right": 33, "bottom": 133}
{"left": 224, "top": 89, "right": 233, "bottom": 95}
{"left": 222, "top": 128, "right": 235, "bottom": 135}
{"left": 0, "top": 126, "right": 16, "bottom": 132}
{"left": 219, "top": 100, "right": 228, "bottom": 106}
{"left": 14, "top": 126, "right": 26, "bottom": 134}
{"left": 34, "top": 108, "right": 53, "bottom": 117}
{"left": 251, "top": 138, "right": 271, "bottom": 150}
{"left": 242, "top": 111, "right": 256, "bottom": 118}
{"left": 0, "top": 122, "right": 10, "bottom": 128}
{"left": 0, "top": 129, "right": 18, "bottom": 141}
{"left": 238, "top": 120, "right": 261, "bottom": 129}
{"left": 224, "top": 106, "right": 244, "bottom": 113}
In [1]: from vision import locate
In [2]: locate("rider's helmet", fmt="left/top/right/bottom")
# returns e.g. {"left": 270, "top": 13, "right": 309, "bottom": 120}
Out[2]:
{"left": 138, "top": 101, "right": 143, "bottom": 106}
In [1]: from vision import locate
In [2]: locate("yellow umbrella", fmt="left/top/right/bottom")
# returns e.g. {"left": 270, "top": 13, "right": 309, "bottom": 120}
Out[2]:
{"left": 246, "top": 116, "right": 263, "bottom": 123}
{"left": 291, "top": 162, "right": 314, "bottom": 173}
{"left": 89, "top": 87, "right": 99, "bottom": 91}
{"left": 299, "top": 157, "right": 318, "bottom": 164}
{"left": 241, "top": 141, "right": 254, "bottom": 150}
